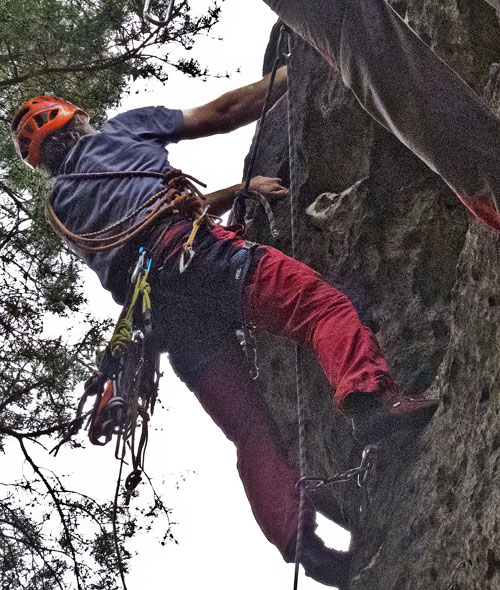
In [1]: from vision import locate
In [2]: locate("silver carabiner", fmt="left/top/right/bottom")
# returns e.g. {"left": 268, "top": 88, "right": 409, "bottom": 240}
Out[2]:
{"left": 357, "top": 444, "right": 378, "bottom": 488}
{"left": 131, "top": 249, "right": 147, "bottom": 284}
{"left": 143, "top": 0, "right": 175, "bottom": 27}
{"left": 198, "top": 204, "right": 211, "bottom": 222}
{"left": 179, "top": 247, "right": 195, "bottom": 274}
{"left": 178, "top": 205, "right": 211, "bottom": 274}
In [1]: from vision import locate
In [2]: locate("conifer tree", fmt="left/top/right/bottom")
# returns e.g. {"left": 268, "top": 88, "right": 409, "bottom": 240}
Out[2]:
{"left": 0, "top": 1, "right": 220, "bottom": 586}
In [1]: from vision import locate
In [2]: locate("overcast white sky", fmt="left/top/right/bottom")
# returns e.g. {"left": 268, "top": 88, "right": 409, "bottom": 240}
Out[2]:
{"left": 37, "top": 1, "right": 351, "bottom": 589}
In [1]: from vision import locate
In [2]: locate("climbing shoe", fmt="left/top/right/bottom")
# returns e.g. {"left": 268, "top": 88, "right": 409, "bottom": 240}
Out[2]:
{"left": 346, "top": 390, "right": 438, "bottom": 444}
{"left": 297, "top": 532, "right": 351, "bottom": 588}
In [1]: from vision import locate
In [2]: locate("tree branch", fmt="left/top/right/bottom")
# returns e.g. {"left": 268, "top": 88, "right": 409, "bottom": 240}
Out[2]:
{"left": 0, "top": 411, "right": 91, "bottom": 441}
{"left": 0, "top": 29, "right": 159, "bottom": 89}
{"left": 18, "top": 438, "right": 84, "bottom": 590}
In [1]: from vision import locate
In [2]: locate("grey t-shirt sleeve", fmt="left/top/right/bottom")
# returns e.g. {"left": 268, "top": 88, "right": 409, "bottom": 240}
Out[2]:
{"left": 101, "top": 106, "right": 184, "bottom": 146}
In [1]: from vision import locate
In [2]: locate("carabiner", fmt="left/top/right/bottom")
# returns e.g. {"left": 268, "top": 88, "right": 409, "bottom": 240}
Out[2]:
{"left": 178, "top": 205, "right": 211, "bottom": 274}
{"left": 198, "top": 204, "right": 211, "bottom": 223}
{"left": 131, "top": 247, "right": 151, "bottom": 284}
{"left": 357, "top": 444, "right": 378, "bottom": 488}
{"left": 143, "top": 0, "right": 175, "bottom": 27}
{"left": 179, "top": 247, "right": 195, "bottom": 274}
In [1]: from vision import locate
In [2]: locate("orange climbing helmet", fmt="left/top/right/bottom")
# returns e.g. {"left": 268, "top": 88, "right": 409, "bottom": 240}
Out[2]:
{"left": 11, "top": 96, "right": 88, "bottom": 168}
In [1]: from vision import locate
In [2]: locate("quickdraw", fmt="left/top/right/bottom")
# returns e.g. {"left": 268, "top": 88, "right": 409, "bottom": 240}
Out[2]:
{"left": 179, "top": 204, "right": 212, "bottom": 273}
{"left": 89, "top": 248, "right": 160, "bottom": 501}
{"left": 54, "top": 247, "right": 160, "bottom": 503}
{"left": 297, "top": 444, "right": 378, "bottom": 491}
{"left": 232, "top": 189, "right": 279, "bottom": 239}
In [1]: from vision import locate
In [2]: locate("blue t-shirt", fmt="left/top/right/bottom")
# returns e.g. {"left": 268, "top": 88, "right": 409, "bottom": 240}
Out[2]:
{"left": 50, "top": 106, "right": 184, "bottom": 303}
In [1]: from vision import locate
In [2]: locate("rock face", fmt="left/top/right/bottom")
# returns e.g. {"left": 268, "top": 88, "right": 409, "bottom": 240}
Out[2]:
{"left": 244, "top": 3, "right": 500, "bottom": 589}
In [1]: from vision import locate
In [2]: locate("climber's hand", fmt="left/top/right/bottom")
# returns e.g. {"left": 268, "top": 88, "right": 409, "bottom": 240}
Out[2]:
{"left": 248, "top": 176, "right": 289, "bottom": 202}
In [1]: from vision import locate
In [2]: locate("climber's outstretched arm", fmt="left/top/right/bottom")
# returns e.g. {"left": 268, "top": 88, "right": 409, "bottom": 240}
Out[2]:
{"left": 264, "top": 0, "right": 500, "bottom": 232}
{"left": 181, "top": 66, "right": 287, "bottom": 140}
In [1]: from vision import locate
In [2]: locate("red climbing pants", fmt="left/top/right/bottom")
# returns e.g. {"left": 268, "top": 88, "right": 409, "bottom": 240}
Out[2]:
{"left": 183, "top": 230, "right": 392, "bottom": 559}
{"left": 243, "top": 246, "right": 390, "bottom": 404}
{"left": 264, "top": 0, "right": 500, "bottom": 232}
{"left": 192, "top": 339, "right": 310, "bottom": 561}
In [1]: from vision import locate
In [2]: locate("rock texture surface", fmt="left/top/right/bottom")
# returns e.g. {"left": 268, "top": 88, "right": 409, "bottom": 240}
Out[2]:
{"left": 245, "top": 3, "right": 500, "bottom": 589}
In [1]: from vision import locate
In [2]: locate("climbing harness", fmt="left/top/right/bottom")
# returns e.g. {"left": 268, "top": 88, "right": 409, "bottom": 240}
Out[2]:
{"left": 50, "top": 166, "right": 212, "bottom": 468}
{"left": 143, "top": 0, "right": 175, "bottom": 27}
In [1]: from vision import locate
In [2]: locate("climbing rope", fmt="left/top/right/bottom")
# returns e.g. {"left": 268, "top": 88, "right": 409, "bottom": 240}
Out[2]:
{"left": 230, "top": 25, "right": 290, "bottom": 238}
{"left": 283, "top": 29, "right": 378, "bottom": 590}
{"left": 283, "top": 29, "right": 310, "bottom": 590}
{"left": 46, "top": 169, "right": 207, "bottom": 252}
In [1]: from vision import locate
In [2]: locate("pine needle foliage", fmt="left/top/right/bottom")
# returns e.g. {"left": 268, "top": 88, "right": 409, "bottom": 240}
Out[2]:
{"left": 0, "top": 1, "right": 221, "bottom": 587}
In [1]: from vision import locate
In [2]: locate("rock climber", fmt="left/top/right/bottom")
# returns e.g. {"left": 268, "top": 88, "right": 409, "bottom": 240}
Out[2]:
{"left": 264, "top": 0, "right": 500, "bottom": 234}
{"left": 11, "top": 68, "right": 437, "bottom": 587}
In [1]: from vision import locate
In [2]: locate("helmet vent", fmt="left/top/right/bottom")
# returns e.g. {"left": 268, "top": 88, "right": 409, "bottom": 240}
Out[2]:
{"left": 11, "top": 107, "right": 29, "bottom": 132}
{"left": 34, "top": 113, "right": 49, "bottom": 128}
{"left": 49, "top": 109, "right": 58, "bottom": 121}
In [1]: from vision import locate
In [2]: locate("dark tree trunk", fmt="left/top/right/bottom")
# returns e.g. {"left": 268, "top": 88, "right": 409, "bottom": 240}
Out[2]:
{"left": 245, "top": 2, "right": 500, "bottom": 588}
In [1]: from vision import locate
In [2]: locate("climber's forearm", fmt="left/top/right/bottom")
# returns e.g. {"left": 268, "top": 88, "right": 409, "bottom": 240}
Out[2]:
{"left": 205, "top": 176, "right": 289, "bottom": 217}
{"left": 205, "top": 184, "right": 243, "bottom": 217}
{"left": 181, "top": 66, "right": 288, "bottom": 140}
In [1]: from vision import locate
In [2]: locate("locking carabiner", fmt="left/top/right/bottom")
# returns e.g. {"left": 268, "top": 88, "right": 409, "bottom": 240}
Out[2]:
{"left": 143, "top": 0, "right": 175, "bottom": 27}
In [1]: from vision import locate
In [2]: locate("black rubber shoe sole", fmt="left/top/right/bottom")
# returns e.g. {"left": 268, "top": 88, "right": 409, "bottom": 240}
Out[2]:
{"left": 351, "top": 397, "right": 438, "bottom": 444}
